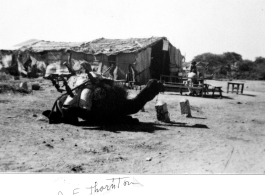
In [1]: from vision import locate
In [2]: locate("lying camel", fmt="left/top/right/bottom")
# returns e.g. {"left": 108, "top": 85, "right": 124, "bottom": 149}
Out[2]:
{"left": 43, "top": 73, "right": 164, "bottom": 125}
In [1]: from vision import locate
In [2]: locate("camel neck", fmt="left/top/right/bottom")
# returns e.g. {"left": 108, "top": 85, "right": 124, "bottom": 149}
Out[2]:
{"left": 121, "top": 87, "right": 158, "bottom": 116}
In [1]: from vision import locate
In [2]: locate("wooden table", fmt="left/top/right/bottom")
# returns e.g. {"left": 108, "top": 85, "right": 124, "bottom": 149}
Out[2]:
{"left": 227, "top": 82, "right": 244, "bottom": 94}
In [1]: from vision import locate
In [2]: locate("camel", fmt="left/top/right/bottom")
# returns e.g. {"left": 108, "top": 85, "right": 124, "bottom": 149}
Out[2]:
{"left": 43, "top": 74, "right": 164, "bottom": 125}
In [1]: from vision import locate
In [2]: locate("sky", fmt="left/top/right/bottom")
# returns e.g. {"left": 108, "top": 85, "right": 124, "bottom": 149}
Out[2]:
{"left": 0, "top": 0, "right": 265, "bottom": 61}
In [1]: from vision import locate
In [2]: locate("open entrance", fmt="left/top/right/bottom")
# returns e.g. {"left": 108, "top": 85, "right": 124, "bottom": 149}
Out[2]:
{"left": 150, "top": 40, "right": 170, "bottom": 80}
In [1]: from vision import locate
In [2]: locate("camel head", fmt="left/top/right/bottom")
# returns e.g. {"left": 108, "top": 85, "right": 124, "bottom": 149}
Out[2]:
{"left": 142, "top": 79, "right": 164, "bottom": 101}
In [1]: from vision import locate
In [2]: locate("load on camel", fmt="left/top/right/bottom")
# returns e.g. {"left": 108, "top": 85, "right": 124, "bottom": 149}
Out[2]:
{"left": 42, "top": 62, "right": 164, "bottom": 125}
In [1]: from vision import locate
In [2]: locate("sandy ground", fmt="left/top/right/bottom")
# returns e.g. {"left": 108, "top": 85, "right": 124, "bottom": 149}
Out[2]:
{"left": 0, "top": 78, "right": 265, "bottom": 174}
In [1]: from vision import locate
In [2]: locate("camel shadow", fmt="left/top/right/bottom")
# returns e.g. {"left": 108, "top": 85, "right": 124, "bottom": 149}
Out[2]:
{"left": 43, "top": 110, "right": 209, "bottom": 132}
{"left": 80, "top": 120, "right": 209, "bottom": 133}
{"left": 81, "top": 122, "right": 168, "bottom": 133}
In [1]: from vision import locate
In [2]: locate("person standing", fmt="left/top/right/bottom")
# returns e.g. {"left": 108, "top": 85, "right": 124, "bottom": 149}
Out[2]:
{"left": 189, "top": 60, "right": 197, "bottom": 74}
{"left": 187, "top": 61, "right": 199, "bottom": 95}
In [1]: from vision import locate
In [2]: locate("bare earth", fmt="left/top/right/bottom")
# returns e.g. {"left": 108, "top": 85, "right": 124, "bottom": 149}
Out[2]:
{"left": 0, "top": 78, "right": 265, "bottom": 174}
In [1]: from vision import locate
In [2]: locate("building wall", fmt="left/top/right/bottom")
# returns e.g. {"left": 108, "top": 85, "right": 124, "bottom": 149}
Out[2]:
{"left": 116, "top": 53, "right": 136, "bottom": 80}
{"left": 135, "top": 48, "right": 152, "bottom": 84}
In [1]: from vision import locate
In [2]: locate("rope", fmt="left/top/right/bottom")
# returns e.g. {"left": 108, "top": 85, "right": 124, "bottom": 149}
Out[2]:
{"left": 136, "top": 67, "right": 149, "bottom": 76}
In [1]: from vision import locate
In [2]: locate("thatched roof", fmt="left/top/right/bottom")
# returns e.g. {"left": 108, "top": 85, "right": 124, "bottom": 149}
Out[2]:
{"left": 14, "top": 39, "right": 41, "bottom": 48}
{"left": 19, "top": 40, "right": 82, "bottom": 53}
{"left": 17, "top": 37, "right": 166, "bottom": 55}
{"left": 71, "top": 37, "right": 166, "bottom": 55}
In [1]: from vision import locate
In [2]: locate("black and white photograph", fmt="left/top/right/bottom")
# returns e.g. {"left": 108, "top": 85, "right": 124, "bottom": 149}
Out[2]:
{"left": 0, "top": 0, "right": 265, "bottom": 194}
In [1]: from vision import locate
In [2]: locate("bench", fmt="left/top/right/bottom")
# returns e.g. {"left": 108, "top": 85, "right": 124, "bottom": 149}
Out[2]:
{"left": 163, "top": 83, "right": 206, "bottom": 96}
{"left": 160, "top": 75, "right": 187, "bottom": 94}
{"left": 160, "top": 75, "right": 206, "bottom": 96}
{"left": 163, "top": 83, "right": 187, "bottom": 93}
{"left": 160, "top": 75, "right": 187, "bottom": 84}
{"left": 161, "top": 75, "right": 216, "bottom": 97}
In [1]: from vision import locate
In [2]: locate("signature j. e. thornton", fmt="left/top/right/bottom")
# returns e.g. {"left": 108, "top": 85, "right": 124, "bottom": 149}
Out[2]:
{"left": 58, "top": 177, "right": 143, "bottom": 195}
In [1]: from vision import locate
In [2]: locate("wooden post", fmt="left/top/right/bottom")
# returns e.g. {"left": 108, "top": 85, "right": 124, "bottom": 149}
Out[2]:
{"left": 155, "top": 101, "right": 170, "bottom": 122}
{"left": 180, "top": 99, "right": 192, "bottom": 117}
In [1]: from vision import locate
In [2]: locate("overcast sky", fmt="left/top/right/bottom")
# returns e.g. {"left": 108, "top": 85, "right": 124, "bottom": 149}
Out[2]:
{"left": 0, "top": 0, "right": 264, "bottom": 61}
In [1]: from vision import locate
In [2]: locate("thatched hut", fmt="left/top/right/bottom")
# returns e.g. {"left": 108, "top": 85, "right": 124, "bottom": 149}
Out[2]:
{"left": 1, "top": 37, "right": 184, "bottom": 84}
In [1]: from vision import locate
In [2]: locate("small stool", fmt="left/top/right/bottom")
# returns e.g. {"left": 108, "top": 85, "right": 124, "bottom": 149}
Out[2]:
{"left": 203, "top": 83, "right": 210, "bottom": 95}
{"left": 212, "top": 86, "right": 222, "bottom": 98}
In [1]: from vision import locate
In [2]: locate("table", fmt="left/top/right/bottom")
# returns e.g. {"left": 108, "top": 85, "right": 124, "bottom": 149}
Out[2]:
{"left": 227, "top": 82, "right": 244, "bottom": 94}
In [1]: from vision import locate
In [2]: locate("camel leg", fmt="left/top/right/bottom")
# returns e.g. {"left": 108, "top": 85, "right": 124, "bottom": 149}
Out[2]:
{"left": 61, "top": 94, "right": 80, "bottom": 124}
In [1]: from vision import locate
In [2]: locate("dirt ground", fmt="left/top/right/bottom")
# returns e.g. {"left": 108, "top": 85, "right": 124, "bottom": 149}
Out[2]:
{"left": 0, "top": 78, "right": 265, "bottom": 174}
